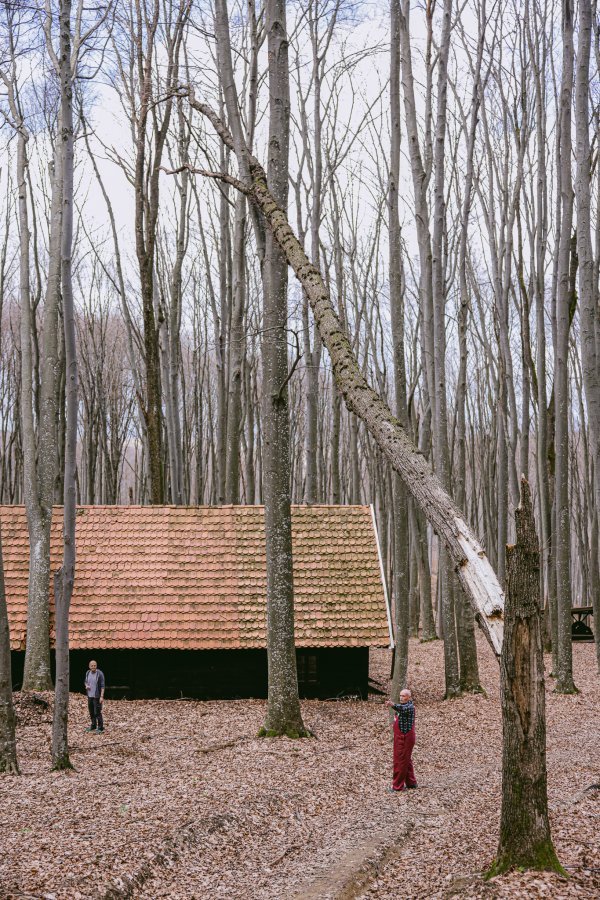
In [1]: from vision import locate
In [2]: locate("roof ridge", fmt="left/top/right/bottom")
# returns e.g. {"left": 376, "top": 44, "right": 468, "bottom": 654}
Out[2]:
{"left": 2, "top": 504, "right": 372, "bottom": 511}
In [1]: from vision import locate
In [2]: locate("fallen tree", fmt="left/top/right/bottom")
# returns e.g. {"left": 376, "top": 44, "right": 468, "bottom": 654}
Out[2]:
{"left": 175, "top": 92, "right": 505, "bottom": 658}
{"left": 173, "top": 108, "right": 565, "bottom": 874}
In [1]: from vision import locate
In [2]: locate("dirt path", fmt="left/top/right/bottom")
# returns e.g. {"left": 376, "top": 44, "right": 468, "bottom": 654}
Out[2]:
{"left": 2, "top": 640, "right": 599, "bottom": 899}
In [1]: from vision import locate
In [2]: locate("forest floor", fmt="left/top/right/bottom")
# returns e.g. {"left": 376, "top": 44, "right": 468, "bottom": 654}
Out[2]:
{"left": 1, "top": 637, "right": 599, "bottom": 900}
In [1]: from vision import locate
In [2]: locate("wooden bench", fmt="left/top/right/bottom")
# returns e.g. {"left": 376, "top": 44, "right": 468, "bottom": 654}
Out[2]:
{"left": 571, "top": 606, "right": 594, "bottom": 642}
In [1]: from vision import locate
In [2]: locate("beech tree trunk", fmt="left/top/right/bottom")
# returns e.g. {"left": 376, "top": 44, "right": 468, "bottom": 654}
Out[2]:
{"left": 259, "top": 0, "right": 306, "bottom": 736}
{"left": 1, "top": 47, "right": 52, "bottom": 690}
{"left": 553, "top": 0, "right": 577, "bottom": 693}
{"left": 18, "top": 42, "right": 62, "bottom": 692}
{"left": 127, "top": 0, "right": 188, "bottom": 504}
{"left": 526, "top": 0, "right": 552, "bottom": 655}
{"left": 0, "top": 521, "right": 19, "bottom": 774}
{"left": 410, "top": 501, "right": 436, "bottom": 641}
{"left": 211, "top": 0, "right": 306, "bottom": 735}
{"left": 574, "top": 0, "right": 600, "bottom": 674}
{"left": 225, "top": 194, "right": 247, "bottom": 504}
{"left": 389, "top": 0, "right": 410, "bottom": 695}
{"left": 488, "top": 479, "right": 563, "bottom": 877}
{"left": 165, "top": 101, "right": 190, "bottom": 505}
{"left": 52, "top": 0, "right": 77, "bottom": 770}
{"left": 430, "top": 0, "right": 460, "bottom": 698}
{"left": 454, "top": 2, "right": 484, "bottom": 694}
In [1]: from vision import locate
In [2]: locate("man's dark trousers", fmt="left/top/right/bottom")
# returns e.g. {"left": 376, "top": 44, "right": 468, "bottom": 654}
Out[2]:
{"left": 88, "top": 697, "right": 103, "bottom": 730}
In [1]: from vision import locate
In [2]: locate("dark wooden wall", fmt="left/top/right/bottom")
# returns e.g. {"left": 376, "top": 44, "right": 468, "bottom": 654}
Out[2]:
{"left": 10, "top": 646, "right": 370, "bottom": 700}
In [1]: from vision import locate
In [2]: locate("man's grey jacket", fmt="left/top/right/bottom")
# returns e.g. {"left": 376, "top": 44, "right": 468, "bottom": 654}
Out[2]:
{"left": 85, "top": 669, "right": 105, "bottom": 699}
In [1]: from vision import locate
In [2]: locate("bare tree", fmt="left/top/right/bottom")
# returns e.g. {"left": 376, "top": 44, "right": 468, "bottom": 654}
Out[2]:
{"left": 110, "top": 0, "right": 190, "bottom": 504}
{"left": 0, "top": 4, "right": 62, "bottom": 691}
{"left": 388, "top": 0, "right": 410, "bottom": 695}
{"left": 575, "top": 0, "right": 600, "bottom": 673}
{"left": 51, "top": 0, "right": 77, "bottom": 770}
{"left": 0, "top": 519, "right": 18, "bottom": 774}
{"left": 553, "top": 0, "right": 577, "bottom": 693}
{"left": 430, "top": 0, "right": 461, "bottom": 698}
{"left": 210, "top": 0, "right": 307, "bottom": 735}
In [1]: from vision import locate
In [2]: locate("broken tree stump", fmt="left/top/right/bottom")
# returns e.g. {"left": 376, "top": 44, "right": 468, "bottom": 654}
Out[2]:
{"left": 488, "top": 478, "right": 564, "bottom": 877}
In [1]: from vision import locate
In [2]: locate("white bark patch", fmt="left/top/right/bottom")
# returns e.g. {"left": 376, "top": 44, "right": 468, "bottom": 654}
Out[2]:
{"left": 455, "top": 516, "right": 504, "bottom": 656}
{"left": 370, "top": 504, "right": 394, "bottom": 648}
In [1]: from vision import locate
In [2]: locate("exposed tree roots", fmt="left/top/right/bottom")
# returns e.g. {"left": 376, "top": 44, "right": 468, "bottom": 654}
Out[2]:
{"left": 486, "top": 842, "right": 568, "bottom": 880}
{"left": 257, "top": 726, "right": 314, "bottom": 739}
{"left": 52, "top": 755, "right": 74, "bottom": 772}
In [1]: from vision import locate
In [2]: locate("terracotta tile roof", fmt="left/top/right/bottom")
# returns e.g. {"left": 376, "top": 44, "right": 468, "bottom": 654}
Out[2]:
{"left": 1, "top": 505, "right": 390, "bottom": 651}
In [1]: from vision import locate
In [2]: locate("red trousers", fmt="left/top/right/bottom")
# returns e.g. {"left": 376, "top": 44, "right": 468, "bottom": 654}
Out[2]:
{"left": 392, "top": 719, "right": 416, "bottom": 790}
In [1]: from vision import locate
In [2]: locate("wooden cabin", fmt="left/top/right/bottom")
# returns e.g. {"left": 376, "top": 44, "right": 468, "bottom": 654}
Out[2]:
{"left": 2, "top": 504, "right": 391, "bottom": 699}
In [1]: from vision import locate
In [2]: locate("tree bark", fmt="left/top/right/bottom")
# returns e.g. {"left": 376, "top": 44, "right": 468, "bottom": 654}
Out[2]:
{"left": 52, "top": 0, "right": 77, "bottom": 770}
{"left": 454, "top": 3, "right": 484, "bottom": 693}
{"left": 135, "top": 34, "right": 165, "bottom": 506}
{"left": 211, "top": 0, "right": 306, "bottom": 735}
{"left": 574, "top": 0, "right": 600, "bottom": 674}
{"left": 398, "top": 0, "right": 435, "bottom": 414}
{"left": 259, "top": 0, "right": 306, "bottom": 735}
{"left": 525, "top": 0, "right": 553, "bottom": 656}
{"left": 0, "top": 42, "right": 54, "bottom": 688}
{"left": 410, "top": 500, "right": 436, "bottom": 641}
{"left": 127, "top": 0, "right": 188, "bottom": 504}
{"left": 389, "top": 0, "right": 410, "bottom": 695}
{"left": 553, "top": 0, "right": 577, "bottom": 693}
{"left": 225, "top": 194, "right": 247, "bottom": 504}
{"left": 488, "top": 479, "right": 563, "bottom": 877}
{"left": 165, "top": 101, "right": 190, "bottom": 505}
{"left": 20, "top": 62, "right": 63, "bottom": 693}
{"left": 431, "top": 0, "right": 460, "bottom": 698}
{"left": 0, "top": 520, "right": 19, "bottom": 774}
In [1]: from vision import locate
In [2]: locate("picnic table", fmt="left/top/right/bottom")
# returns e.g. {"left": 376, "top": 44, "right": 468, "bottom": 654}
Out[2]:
{"left": 571, "top": 606, "right": 595, "bottom": 642}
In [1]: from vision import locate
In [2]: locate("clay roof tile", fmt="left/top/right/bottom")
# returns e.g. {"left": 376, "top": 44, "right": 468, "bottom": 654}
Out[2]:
{"left": 2, "top": 504, "right": 389, "bottom": 651}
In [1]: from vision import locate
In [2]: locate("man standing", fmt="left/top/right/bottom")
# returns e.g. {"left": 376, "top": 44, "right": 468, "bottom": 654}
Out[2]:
{"left": 84, "top": 660, "right": 105, "bottom": 734}
{"left": 387, "top": 688, "right": 417, "bottom": 792}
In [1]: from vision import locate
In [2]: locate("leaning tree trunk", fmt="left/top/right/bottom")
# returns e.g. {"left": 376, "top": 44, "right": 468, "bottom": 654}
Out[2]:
{"left": 52, "top": 0, "right": 76, "bottom": 770}
{"left": 188, "top": 99, "right": 506, "bottom": 657}
{"left": 488, "top": 479, "right": 564, "bottom": 876}
{"left": 0, "top": 520, "right": 19, "bottom": 774}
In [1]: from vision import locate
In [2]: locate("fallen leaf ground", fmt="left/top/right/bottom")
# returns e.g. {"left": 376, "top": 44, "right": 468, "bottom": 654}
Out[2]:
{"left": 1, "top": 638, "right": 598, "bottom": 899}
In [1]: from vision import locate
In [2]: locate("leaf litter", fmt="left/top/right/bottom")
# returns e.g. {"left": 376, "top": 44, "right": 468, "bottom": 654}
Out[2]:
{"left": 1, "top": 639, "right": 598, "bottom": 899}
